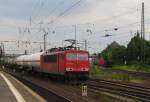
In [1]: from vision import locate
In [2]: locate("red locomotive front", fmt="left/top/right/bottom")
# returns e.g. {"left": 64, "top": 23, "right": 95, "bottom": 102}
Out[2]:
{"left": 65, "top": 50, "right": 90, "bottom": 80}
{"left": 41, "top": 50, "right": 90, "bottom": 80}
{"left": 65, "top": 50, "right": 89, "bottom": 72}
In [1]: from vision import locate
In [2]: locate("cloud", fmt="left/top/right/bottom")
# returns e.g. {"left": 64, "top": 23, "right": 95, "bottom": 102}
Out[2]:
{"left": 0, "top": 18, "right": 27, "bottom": 28}
{"left": 0, "top": 0, "right": 150, "bottom": 53}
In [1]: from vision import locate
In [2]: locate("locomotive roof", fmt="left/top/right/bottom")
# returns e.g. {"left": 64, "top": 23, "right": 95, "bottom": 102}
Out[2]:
{"left": 42, "top": 49, "right": 89, "bottom": 56}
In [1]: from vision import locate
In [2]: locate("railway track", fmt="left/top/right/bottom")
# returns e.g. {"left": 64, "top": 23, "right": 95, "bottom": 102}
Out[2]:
{"left": 87, "top": 79, "right": 150, "bottom": 102}
{"left": 3, "top": 67, "right": 150, "bottom": 102}
{"left": 105, "top": 69, "right": 150, "bottom": 78}
{"left": 4, "top": 70, "right": 71, "bottom": 102}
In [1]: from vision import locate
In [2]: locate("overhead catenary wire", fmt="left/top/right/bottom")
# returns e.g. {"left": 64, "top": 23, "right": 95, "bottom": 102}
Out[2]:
{"left": 29, "top": 0, "right": 84, "bottom": 29}
{"left": 22, "top": 0, "right": 78, "bottom": 50}
{"left": 30, "top": 0, "right": 47, "bottom": 22}
{"left": 19, "top": 2, "right": 141, "bottom": 31}
{"left": 23, "top": 3, "right": 140, "bottom": 34}
{"left": 30, "top": 0, "right": 65, "bottom": 25}
{"left": 4, "top": 1, "right": 150, "bottom": 53}
{"left": 15, "top": 18, "right": 150, "bottom": 52}
{"left": 20, "top": 0, "right": 86, "bottom": 50}
{"left": 46, "top": 0, "right": 83, "bottom": 25}
{"left": 49, "top": 3, "right": 141, "bottom": 27}
{"left": 43, "top": 0, "right": 66, "bottom": 20}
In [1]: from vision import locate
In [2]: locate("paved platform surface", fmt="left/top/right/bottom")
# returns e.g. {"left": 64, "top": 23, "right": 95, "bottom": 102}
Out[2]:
{"left": 0, "top": 71, "right": 46, "bottom": 102}
{"left": 0, "top": 72, "right": 17, "bottom": 102}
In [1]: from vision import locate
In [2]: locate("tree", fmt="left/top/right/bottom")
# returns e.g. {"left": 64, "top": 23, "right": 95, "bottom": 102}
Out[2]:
{"left": 112, "top": 46, "right": 126, "bottom": 64}
{"left": 101, "top": 32, "right": 150, "bottom": 65}
{"left": 144, "top": 40, "right": 150, "bottom": 65}
{"left": 126, "top": 33, "right": 142, "bottom": 63}
{"left": 125, "top": 32, "right": 150, "bottom": 65}
{"left": 101, "top": 41, "right": 126, "bottom": 65}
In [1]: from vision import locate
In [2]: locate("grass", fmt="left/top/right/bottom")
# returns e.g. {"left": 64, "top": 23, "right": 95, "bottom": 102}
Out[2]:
{"left": 88, "top": 88, "right": 133, "bottom": 102}
{"left": 90, "top": 65, "right": 150, "bottom": 102}
{"left": 90, "top": 65, "right": 149, "bottom": 85}
{"left": 112, "top": 64, "right": 150, "bottom": 73}
{"left": 90, "top": 65, "right": 132, "bottom": 82}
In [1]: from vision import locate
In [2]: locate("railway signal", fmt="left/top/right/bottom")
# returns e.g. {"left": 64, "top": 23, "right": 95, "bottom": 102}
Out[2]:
{"left": 82, "top": 85, "right": 88, "bottom": 97}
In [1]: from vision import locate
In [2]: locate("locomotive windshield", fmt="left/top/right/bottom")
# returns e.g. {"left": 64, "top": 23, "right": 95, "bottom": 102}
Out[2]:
{"left": 67, "top": 53, "right": 88, "bottom": 61}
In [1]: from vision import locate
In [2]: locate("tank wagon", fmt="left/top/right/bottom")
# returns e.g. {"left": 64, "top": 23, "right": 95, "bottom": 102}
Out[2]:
{"left": 15, "top": 48, "right": 90, "bottom": 81}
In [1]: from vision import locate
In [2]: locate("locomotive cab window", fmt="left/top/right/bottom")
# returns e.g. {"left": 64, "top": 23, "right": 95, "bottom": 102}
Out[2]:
{"left": 67, "top": 53, "right": 77, "bottom": 60}
{"left": 67, "top": 53, "right": 88, "bottom": 61}
{"left": 43, "top": 55, "right": 57, "bottom": 63}
{"left": 78, "top": 54, "right": 88, "bottom": 61}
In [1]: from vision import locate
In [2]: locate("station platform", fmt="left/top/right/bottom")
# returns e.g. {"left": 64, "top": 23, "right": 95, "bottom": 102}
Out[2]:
{"left": 0, "top": 71, "right": 46, "bottom": 102}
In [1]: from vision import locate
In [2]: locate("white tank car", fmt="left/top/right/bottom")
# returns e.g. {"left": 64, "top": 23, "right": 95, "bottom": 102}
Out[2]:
{"left": 15, "top": 55, "right": 28, "bottom": 66}
{"left": 15, "top": 52, "right": 44, "bottom": 69}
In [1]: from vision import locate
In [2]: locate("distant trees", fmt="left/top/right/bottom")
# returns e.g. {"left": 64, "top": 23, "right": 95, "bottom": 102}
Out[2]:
{"left": 101, "top": 41, "right": 126, "bottom": 65}
{"left": 0, "top": 46, "right": 2, "bottom": 58}
{"left": 101, "top": 32, "right": 150, "bottom": 65}
{"left": 144, "top": 41, "right": 150, "bottom": 65}
{"left": 126, "top": 32, "right": 150, "bottom": 65}
{"left": 126, "top": 32, "right": 142, "bottom": 63}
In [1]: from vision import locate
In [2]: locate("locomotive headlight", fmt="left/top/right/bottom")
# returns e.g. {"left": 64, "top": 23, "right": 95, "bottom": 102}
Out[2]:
{"left": 81, "top": 68, "right": 89, "bottom": 71}
{"left": 66, "top": 68, "right": 73, "bottom": 71}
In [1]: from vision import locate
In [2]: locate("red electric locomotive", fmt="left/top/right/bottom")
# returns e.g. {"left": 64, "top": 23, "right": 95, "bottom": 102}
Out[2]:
{"left": 15, "top": 45, "right": 90, "bottom": 81}
{"left": 41, "top": 48, "right": 90, "bottom": 80}
{"left": 15, "top": 39, "right": 90, "bottom": 81}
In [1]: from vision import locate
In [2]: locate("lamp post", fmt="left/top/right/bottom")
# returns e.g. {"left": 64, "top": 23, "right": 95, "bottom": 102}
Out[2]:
{"left": 73, "top": 25, "right": 77, "bottom": 49}
{"left": 43, "top": 32, "right": 48, "bottom": 51}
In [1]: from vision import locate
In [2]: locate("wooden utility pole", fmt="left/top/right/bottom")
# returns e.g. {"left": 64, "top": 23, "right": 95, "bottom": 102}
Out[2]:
{"left": 44, "top": 32, "right": 48, "bottom": 51}
{"left": 84, "top": 40, "right": 87, "bottom": 50}
{"left": 141, "top": 2, "right": 145, "bottom": 63}
{"left": 1, "top": 43, "right": 4, "bottom": 56}
{"left": 74, "top": 25, "right": 77, "bottom": 49}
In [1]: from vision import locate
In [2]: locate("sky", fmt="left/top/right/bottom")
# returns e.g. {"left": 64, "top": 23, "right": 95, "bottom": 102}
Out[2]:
{"left": 0, "top": 0, "right": 150, "bottom": 54}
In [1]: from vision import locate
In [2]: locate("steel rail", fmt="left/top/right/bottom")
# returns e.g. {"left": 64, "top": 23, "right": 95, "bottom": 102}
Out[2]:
{"left": 87, "top": 79, "right": 150, "bottom": 102}
{"left": 5, "top": 70, "right": 71, "bottom": 102}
